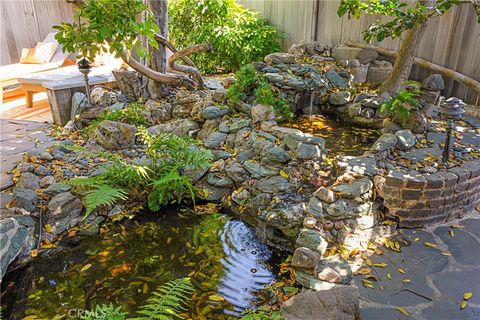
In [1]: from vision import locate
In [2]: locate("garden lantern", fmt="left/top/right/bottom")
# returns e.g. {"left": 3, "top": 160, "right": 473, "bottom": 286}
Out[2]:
{"left": 78, "top": 58, "right": 92, "bottom": 103}
{"left": 440, "top": 97, "right": 465, "bottom": 165}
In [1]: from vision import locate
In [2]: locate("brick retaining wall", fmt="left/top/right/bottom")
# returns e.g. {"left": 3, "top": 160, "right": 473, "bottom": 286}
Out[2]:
{"left": 375, "top": 160, "right": 480, "bottom": 227}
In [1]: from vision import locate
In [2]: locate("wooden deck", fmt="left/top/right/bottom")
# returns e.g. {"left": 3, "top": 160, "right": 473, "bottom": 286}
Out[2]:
{"left": 0, "top": 89, "right": 53, "bottom": 123}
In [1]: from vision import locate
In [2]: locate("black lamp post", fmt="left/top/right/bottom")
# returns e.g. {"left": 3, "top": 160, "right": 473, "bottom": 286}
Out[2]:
{"left": 440, "top": 97, "right": 465, "bottom": 165}
{"left": 78, "top": 58, "right": 92, "bottom": 103}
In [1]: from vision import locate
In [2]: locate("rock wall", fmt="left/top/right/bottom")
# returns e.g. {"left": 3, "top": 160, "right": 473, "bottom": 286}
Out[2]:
{"left": 375, "top": 162, "right": 480, "bottom": 227}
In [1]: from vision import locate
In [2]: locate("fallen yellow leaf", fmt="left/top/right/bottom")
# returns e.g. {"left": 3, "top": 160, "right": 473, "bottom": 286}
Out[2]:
{"left": 460, "top": 300, "right": 468, "bottom": 309}
{"left": 449, "top": 229, "right": 455, "bottom": 237}
{"left": 464, "top": 292, "right": 473, "bottom": 300}
{"left": 209, "top": 294, "right": 225, "bottom": 301}
{"left": 398, "top": 268, "right": 406, "bottom": 274}
{"left": 423, "top": 242, "right": 437, "bottom": 248}
{"left": 396, "top": 307, "right": 409, "bottom": 316}
{"left": 80, "top": 263, "right": 93, "bottom": 273}
{"left": 373, "top": 263, "right": 387, "bottom": 268}
{"left": 402, "top": 279, "right": 411, "bottom": 284}
{"left": 44, "top": 224, "right": 52, "bottom": 233}
{"left": 386, "top": 272, "right": 391, "bottom": 280}
{"left": 279, "top": 170, "right": 289, "bottom": 179}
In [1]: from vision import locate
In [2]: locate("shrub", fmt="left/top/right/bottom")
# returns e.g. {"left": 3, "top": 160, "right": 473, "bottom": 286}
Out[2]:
{"left": 228, "top": 65, "right": 293, "bottom": 121}
{"left": 380, "top": 86, "right": 421, "bottom": 122}
{"left": 169, "top": 0, "right": 284, "bottom": 74}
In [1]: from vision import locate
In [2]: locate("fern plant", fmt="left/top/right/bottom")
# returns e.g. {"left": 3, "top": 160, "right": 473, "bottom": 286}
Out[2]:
{"left": 133, "top": 278, "right": 194, "bottom": 320}
{"left": 65, "top": 175, "right": 128, "bottom": 220}
{"left": 81, "top": 303, "right": 127, "bottom": 320}
{"left": 79, "top": 278, "right": 193, "bottom": 320}
{"left": 65, "top": 131, "right": 213, "bottom": 216}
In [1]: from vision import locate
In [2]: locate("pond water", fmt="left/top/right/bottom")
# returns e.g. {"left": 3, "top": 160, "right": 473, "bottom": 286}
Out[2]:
{"left": 288, "top": 115, "right": 379, "bottom": 157}
{"left": 1, "top": 211, "right": 286, "bottom": 319}
{"left": 287, "top": 115, "right": 379, "bottom": 183}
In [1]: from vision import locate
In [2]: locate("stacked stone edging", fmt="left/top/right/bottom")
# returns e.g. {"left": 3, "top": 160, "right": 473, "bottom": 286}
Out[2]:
{"left": 375, "top": 160, "right": 480, "bottom": 227}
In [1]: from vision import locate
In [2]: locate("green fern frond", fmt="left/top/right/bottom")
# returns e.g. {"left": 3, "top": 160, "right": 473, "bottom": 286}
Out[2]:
{"left": 148, "top": 170, "right": 195, "bottom": 210}
{"left": 80, "top": 303, "right": 126, "bottom": 320}
{"left": 64, "top": 176, "right": 106, "bottom": 188}
{"left": 83, "top": 185, "right": 128, "bottom": 219}
{"left": 133, "top": 278, "right": 194, "bottom": 320}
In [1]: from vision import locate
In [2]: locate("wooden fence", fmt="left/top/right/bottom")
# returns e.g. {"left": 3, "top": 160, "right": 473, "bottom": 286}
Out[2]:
{"left": 238, "top": 0, "right": 480, "bottom": 104}
{"left": 1, "top": 0, "right": 479, "bottom": 103}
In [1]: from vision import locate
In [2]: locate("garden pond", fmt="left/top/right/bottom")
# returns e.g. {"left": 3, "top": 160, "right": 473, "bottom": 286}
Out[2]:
{"left": 1, "top": 211, "right": 288, "bottom": 319}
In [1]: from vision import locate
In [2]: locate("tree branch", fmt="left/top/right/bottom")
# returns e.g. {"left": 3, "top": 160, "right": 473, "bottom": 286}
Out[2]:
{"left": 121, "top": 50, "right": 196, "bottom": 89}
{"left": 168, "top": 44, "right": 212, "bottom": 90}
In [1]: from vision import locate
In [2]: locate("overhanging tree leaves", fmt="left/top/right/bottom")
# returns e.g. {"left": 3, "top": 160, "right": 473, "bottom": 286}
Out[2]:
{"left": 338, "top": 0, "right": 480, "bottom": 94}
{"left": 55, "top": 0, "right": 211, "bottom": 95}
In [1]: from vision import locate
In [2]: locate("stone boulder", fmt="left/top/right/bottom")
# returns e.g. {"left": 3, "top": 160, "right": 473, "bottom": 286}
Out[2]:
{"left": 147, "top": 100, "right": 173, "bottom": 123}
{"left": 13, "top": 188, "right": 38, "bottom": 213}
{"left": 396, "top": 110, "right": 428, "bottom": 134}
{"left": 291, "top": 247, "right": 320, "bottom": 269}
{"left": 395, "top": 129, "right": 416, "bottom": 150}
{"left": 147, "top": 119, "right": 200, "bottom": 137}
{"left": 329, "top": 91, "right": 351, "bottom": 106}
{"left": 422, "top": 73, "right": 445, "bottom": 91}
{"left": 251, "top": 104, "right": 275, "bottom": 123}
{"left": 370, "top": 133, "right": 397, "bottom": 153}
{"left": 356, "top": 47, "right": 378, "bottom": 64}
{"left": 201, "top": 106, "right": 230, "bottom": 120}
{"left": 0, "top": 215, "right": 35, "bottom": 279}
{"left": 90, "top": 87, "right": 117, "bottom": 106}
{"left": 281, "top": 285, "right": 360, "bottom": 320}
{"left": 332, "top": 178, "right": 373, "bottom": 199}
{"left": 204, "top": 132, "right": 228, "bottom": 149}
{"left": 367, "top": 60, "right": 393, "bottom": 84}
{"left": 296, "top": 228, "right": 328, "bottom": 255}
{"left": 47, "top": 192, "right": 83, "bottom": 236}
{"left": 265, "top": 52, "right": 296, "bottom": 65}
{"left": 94, "top": 120, "right": 136, "bottom": 150}
{"left": 326, "top": 69, "right": 349, "bottom": 89}
{"left": 16, "top": 172, "right": 40, "bottom": 190}
{"left": 265, "top": 204, "right": 305, "bottom": 238}
{"left": 315, "top": 255, "right": 353, "bottom": 285}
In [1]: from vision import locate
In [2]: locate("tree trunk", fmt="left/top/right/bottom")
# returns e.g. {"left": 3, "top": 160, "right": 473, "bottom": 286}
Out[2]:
{"left": 147, "top": 0, "right": 169, "bottom": 99}
{"left": 379, "top": 0, "right": 434, "bottom": 94}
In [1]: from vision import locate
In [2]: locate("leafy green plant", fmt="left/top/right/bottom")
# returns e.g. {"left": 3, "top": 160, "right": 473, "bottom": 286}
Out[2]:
{"left": 66, "top": 131, "right": 212, "bottom": 217}
{"left": 85, "top": 102, "right": 149, "bottom": 135}
{"left": 53, "top": 0, "right": 158, "bottom": 60}
{"left": 79, "top": 278, "right": 193, "bottom": 320}
{"left": 228, "top": 65, "right": 293, "bottom": 121}
{"left": 169, "top": 0, "right": 284, "bottom": 73}
{"left": 81, "top": 304, "right": 127, "bottom": 320}
{"left": 240, "top": 306, "right": 284, "bottom": 320}
{"left": 379, "top": 87, "right": 421, "bottom": 121}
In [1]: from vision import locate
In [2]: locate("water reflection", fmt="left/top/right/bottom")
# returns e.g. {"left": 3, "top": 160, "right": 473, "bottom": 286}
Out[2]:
{"left": 218, "top": 220, "right": 275, "bottom": 315}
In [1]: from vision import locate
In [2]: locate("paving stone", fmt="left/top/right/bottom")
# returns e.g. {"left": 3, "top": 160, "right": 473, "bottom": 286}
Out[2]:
{"left": 356, "top": 229, "right": 447, "bottom": 307}
{"left": 434, "top": 226, "right": 480, "bottom": 266}
{"left": 422, "top": 299, "right": 480, "bottom": 320}
{"left": 433, "top": 270, "right": 480, "bottom": 306}
{"left": 360, "top": 307, "right": 411, "bottom": 320}
{"left": 461, "top": 218, "right": 480, "bottom": 238}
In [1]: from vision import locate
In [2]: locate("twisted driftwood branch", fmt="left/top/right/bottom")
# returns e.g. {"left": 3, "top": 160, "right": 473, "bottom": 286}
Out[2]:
{"left": 121, "top": 50, "right": 196, "bottom": 89}
{"left": 168, "top": 44, "right": 212, "bottom": 90}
